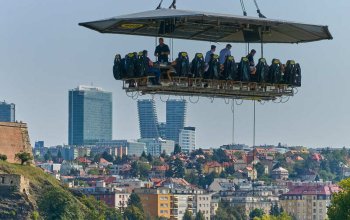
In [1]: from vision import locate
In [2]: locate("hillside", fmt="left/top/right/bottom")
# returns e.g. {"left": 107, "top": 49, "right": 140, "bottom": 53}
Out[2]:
{"left": 0, "top": 161, "right": 89, "bottom": 220}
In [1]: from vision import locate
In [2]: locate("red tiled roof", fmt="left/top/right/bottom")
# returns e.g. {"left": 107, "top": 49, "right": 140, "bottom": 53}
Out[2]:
{"left": 284, "top": 185, "right": 340, "bottom": 196}
{"left": 205, "top": 161, "right": 222, "bottom": 168}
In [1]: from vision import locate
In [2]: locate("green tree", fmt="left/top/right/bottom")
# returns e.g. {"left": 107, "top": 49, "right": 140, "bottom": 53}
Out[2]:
{"left": 195, "top": 211, "right": 205, "bottom": 220}
{"left": 44, "top": 151, "right": 52, "bottom": 161}
{"left": 80, "top": 195, "right": 122, "bottom": 220}
{"left": 250, "top": 208, "right": 265, "bottom": 219}
{"left": 167, "top": 158, "right": 185, "bottom": 178}
{"left": 183, "top": 209, "right": 193, "bottom": 220}
{"left": 0, "top": 154, "right": 7, "bottom": 161}
{"left": 102, "top": 151, "right": 114, "bottom": 162}
{"left": 124, "top": 205, "right": 145, "bottom": 220}
{"left": 141, "top": 151, "right": 147, "bottom": 159}
{"left": 147, "top": 153, "right": 153, "bottom": 162}
{"left": 127, "top": 193, "right": 143, "bottom": 212}
{"left": 15, "top": 151, "right": 33, "bottom": 165}
{"left": 328, "top": 178, "right": 350, "bottom": 219}
{"left": 39, "top": 188, "right": 83, "bottom": 220}
{"left": 255, "top": 163, "right": 265, "bottom": 178}
{"left": 174, "top": 144, "right": 182, "bottom": 155}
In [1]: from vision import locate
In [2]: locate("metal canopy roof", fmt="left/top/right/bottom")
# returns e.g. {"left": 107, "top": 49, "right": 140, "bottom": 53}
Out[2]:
{"left": 79, "top": 8, "right": 332, "bottom": 44}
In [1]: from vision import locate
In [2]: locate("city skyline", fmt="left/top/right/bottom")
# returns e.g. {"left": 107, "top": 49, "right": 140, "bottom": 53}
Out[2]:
{"left": 1, "top": 1, "right": 349, "bottom": 148}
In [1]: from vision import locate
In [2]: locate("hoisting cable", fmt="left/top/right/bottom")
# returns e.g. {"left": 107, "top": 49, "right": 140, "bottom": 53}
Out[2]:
{"left": 231, "top": 99, "right": 235, "bottom": 144}
{"left": 156, "top": 0, "right": 163, "bottom": 9}
{"left": 252, "top": 100, "right": 256, "bottom": 196}
{"left": 169, "top": 0, "right": 176, "bottom": 9}
{"left": 239, "top": 0, "right": 247, "bottom": 16}
{"left": 253, "top": 0, "right": 266, "bottom": 18}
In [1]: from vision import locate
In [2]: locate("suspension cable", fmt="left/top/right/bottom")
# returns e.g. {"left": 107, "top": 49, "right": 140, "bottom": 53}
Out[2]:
{"left": 253, "top": 0, "right": 266, "bottom": 18}
{"left": 231, "top": 99, "right": 235, "bottom": 144}
{"left": 169, "top": 0, "right": 176, "bottom": 9}
{"left": 156, "top": 0, "right": 163, "bottom": 10}
{"left": 239, "top": 0, "right": 247, "bottom": 16}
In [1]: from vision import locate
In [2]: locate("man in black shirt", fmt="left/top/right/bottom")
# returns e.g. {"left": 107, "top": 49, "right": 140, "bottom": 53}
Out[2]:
{"left": 154, "top": 38, "right": 170, "bottom": 63}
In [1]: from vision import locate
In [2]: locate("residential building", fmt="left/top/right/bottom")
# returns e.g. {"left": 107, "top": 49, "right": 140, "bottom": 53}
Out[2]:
{"left": 127, "top": 141, "right": 147, "bottom": 157}
{"left": 221, "top": 189, "right": 279, "bottom": 217}
{"left": 138, "top": 99, "right": 159, "bottom": 139}
{"left": 138, "top": 138, "right": 175, "bottom": 156}
{"left": 135, "top": 187, "right": 171, "bottom": 219}
{"left": 271, "top": 167, "right": 289, "bottom": 180}
{"left": 0, "top": 101, "right": 15, "bottom": 122}
{"left": 179, "top": 127, "right": 196, "bottom": 153}
{"left": 68, "top": 85, "right": 112, "bottom": 145}
{"left": 170, "top": 190, "right": 195, "bottom": 220}
{"left": 194, "top": 190, "right": 212, "bottom": 220}
{"left": 280, "top": 182, "right": 340, "bottom": 220}
{"left": 165, "top": 100, "right": 186, "bottom": 143}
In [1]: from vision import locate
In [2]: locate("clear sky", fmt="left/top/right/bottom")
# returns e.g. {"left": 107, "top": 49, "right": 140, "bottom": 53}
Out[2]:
{"left": 1, "top": 0, "right": 349, "bottom": 148}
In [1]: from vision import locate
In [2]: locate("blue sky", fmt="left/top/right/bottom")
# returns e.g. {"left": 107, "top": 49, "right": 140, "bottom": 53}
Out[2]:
{"left": 1, "top": 0, "right": 349, "bottom": 148}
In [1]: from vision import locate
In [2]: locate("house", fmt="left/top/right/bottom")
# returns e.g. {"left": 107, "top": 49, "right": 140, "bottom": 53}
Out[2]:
{"left": 203, "top": 162, "right": 224, "bottom": 174}
{"left": 271, "top": 167, "right": 289, "bottom": 180}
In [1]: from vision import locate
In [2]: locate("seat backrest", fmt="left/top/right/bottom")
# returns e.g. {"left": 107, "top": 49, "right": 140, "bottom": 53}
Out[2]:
{"left": 255, "top": 58, "right": 269, "bottom": 83}
{"left": 191, "top": 53, "right": 205, "bottom": 78}
{"left": 136, "top": 51, "right": 149, "bottom": 77}
{"left": 113, "top": 54, "right": 125, "bottom": 80}
{"left": 284, "top": 60, "right": 296, "bottom": 85}
{"left": 295, "top": 63, "right": 301, "bottom": 87}
{"left": 223, "top": 56, "right": 238, "bottom": 80}
{"left": 175, "top": 52, "right": 190, "bottom": 77}
{"left": 268, "top": 59, "right": 282, "bottom": 84}
{"left": 238, "top": 57, "right": 250, "bottom": 82}
{"left": 205, "top": 54, "right": 220, "bottom": 79}
{"left": 124, "top": 52, "right": 138, "bottom": 78}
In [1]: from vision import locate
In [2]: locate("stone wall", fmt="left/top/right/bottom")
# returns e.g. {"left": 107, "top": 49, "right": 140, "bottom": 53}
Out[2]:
{"left": 0, "top": 122, "right": 32, "bottom": 164}
{"left": 0, "top": 174, "right": 29, "bottom": 194}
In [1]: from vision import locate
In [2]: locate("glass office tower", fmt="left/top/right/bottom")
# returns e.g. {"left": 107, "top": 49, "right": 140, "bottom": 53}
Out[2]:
{"left": 0, "top": 101, "right": 15, "bottom": 122}
{"left": 137, "top": 99, "right": 159, "bottom": 139}
{"left": 165, "top": 100, "right": 186, "bottom": 143}
{"left": 68, "top": 85, "right": 112, "bottom": 145}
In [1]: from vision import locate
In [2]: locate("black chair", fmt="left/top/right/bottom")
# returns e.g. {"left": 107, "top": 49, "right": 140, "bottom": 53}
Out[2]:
{"left": 124, "top": 52, "right": 138, "bottom": 78}
{"left": 223, "top": 56, "right": 238, "bottom": 80}
{"left": 113, "top": 54, "right": 125, "bottom": 80}
{"left": 175, "top": 52, "right": 190, "bottom": 77}
{"left": 238, "top": 57, "right": 250, "bottom": 82}
{"left": 283, "top": 60, "right": 296, "bottom": 85}
{"left": 136, "top": 51, "right": 149, "bottom": 77}
{"left": 268, "top": 59, "right": 282, "bottom": 84}
{"left": 190, "top": 53, "right": 206, "bottom": 78}
{"left": 255, "top": 58, "right": 269, "bottom": 83}
{"left": 295, "top": 63, "right": 301, "bottom": 87}
{"left": 204, "top": 54, "right": 220, "bottom": 79}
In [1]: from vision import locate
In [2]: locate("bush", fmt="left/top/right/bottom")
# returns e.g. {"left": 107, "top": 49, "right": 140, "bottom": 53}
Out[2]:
{"left": 0, "top": 154, "right": 7, "bottom": 161}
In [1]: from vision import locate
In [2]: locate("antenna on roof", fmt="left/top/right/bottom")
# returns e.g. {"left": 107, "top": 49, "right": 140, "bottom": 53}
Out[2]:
{"left": 156, "top": 0, "right": 163, "bottom": 9}
{"left": 169, "top": 0, "right": 176, "bottom": 9}
{"left": 253, "top": 0, "right": 266, "bottom": 18}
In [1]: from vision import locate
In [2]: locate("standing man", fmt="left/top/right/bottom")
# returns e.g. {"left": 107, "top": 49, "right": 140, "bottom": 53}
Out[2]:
{"left": 219, "top": 44, "right": 232, "bottom": 64}
{"left": 246, "top": 49, "right": 257, "bottom": 75}
{"left": 205, "top": 45, "right": 216, "bottom": 64}
{"left": 154, "top": 38, "right": 170, "bottom": 63}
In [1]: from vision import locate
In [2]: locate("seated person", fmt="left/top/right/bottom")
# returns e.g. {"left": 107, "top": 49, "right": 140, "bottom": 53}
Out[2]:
{"left": 246, "top": 49, "right": 257, "bottom": 75}
{"left": 143, "top": 50, "right": 161, "bottom": 85}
